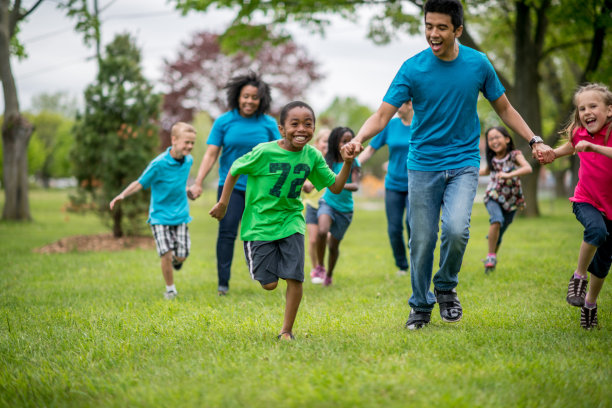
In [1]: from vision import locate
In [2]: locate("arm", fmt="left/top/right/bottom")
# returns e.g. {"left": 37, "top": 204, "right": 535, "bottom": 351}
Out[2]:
{"left": 350, "top": 102, "right": 398, "bottom": 153}
{"left": 188, "top": 145, "right": 221, "bottom": 199}
{"left": 357, "top": 145, "right": 377, "bottom": 165}
{"left": 497, "top": 151, "right": 532, "bottom": 179}
{"left": 109, "top": 180, "right": 142, "bottom": 210}
{"left": 302, "top": 180, "right": 315, "bottom": 193}
{"left": 343, "top": 166, "right": 361, "bottom": 192}
{"left": 575, "top": 140, "right": 612, "bottom": 159}
{"left": 490, "top": 94, "right": 555, "bottom": 164}
{"left": 327, "top": 143, "right": 359, "bottom": 194}
{"left": 479, "top": 165, "right": 490, "bottom": 176}
{"left": 209, "top": 172, "right": 238, "bottom": 220}
{"left": 550, "top": 141, "right": 575, "bottom": 162}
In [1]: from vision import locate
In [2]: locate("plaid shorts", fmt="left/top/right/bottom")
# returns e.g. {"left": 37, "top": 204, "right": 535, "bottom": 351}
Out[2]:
{"left": 150, "top": 224, "right": 191, "bottom": 258}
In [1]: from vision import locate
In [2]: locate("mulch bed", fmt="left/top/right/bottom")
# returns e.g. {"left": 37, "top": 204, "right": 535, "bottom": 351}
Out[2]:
{"left": 33, "top": 233, "right": 155, "bottom": 254}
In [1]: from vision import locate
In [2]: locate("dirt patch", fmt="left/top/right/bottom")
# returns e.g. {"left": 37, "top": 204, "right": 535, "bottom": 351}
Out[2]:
{"left": 34, "top": 233, "right": 155, "bottom": 254}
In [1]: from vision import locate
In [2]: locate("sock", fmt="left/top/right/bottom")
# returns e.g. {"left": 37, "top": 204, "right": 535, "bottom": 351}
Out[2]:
{"left": 574, "top": 271, "right": 587, "bottom": 280}
{"left": 585, "top": 300, "right": 596, "bottom": 309}
{"left": 487, "top": 253, "right": 496, "bottom": 258}
{"left": 166, "top": 284, "right": 176, "bottom": 293}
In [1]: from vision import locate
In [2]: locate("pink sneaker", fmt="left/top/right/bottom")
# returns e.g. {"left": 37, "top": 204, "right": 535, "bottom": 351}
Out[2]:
{"left": 311, "top": 265, "right": 325, "bottom": 284}
{"left": 322, "top": 275, "right": 332, "bottom": 287}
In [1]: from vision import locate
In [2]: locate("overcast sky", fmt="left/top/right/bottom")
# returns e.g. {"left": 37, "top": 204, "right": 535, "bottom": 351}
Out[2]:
{"left": 12, "top": 0, "right": 425, "bottom": 114}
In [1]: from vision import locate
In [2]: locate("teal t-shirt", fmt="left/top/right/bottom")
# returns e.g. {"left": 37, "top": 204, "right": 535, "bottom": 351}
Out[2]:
{"left": 369, "top": 117, "right": 410, "bottom": 192}
{"left": 383, "top": 45, "right": 505, "bottom": 171}
{"left": 230, "top": 141, "right": 336, "bottom": 241}
{"left": 322, "top": 159, "right": 360, "bottom": 213}
{"left": 207, "top": 109, "right": 281, "bottom": 191}
{"left": 138, "top": 147, "right": 193, "bottom": 225}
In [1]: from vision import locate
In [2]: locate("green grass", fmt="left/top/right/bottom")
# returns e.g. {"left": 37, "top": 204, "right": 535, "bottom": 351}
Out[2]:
{"left": 0, "top": 189, "right": 610, "bottom": 407}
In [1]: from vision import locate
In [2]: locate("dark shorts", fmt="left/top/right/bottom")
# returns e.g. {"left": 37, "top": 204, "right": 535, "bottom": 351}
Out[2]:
{"left": 305, "top": 203, "right": 318, "bottom": 225}
{"left": 317, "top": 200, "right": 353, "bottom": 240}
{"left": 150, "top": 224, "right": 190, "bottom": 258}
{"left": 243, "top": 233, "right": 305, "bottom": 285}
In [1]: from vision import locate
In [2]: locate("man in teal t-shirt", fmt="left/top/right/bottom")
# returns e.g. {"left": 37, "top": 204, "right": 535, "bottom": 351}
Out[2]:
{"left": 350, "top": 0, "right": 554, "bottom": 330}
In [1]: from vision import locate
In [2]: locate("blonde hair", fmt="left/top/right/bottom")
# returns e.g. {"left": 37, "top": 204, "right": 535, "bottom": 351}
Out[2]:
{"left": 313, "top": 127, "right": 331, "bottom": 144}
{"left": 562, "top": 83, "right": 612, "bottom": 144}
{"left": 171, "top": 122, "right": 196, "bottom": 140}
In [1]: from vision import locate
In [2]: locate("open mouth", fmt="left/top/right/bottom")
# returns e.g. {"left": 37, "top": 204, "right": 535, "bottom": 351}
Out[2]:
{"left": 430, "top": 40, "right": 442, "bottom": 51}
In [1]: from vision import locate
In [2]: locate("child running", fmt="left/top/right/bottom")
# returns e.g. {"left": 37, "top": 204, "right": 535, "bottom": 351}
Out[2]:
{"left": 316, "top": 127, "right": 361, "bottom": 287}
{"left": 302, "top": 128, "right": 331, "bottom": 284}
{"left": 110, "top": 122, "right": 196, "bottom": 300}
{"left": 546, "top": 83, "right": 612, "bottom": 329}
{"left": 479, "top": 126, "right": 532, "bottom": 273}
{"left": 209, "top": 101, "right": 357, "bottom": 340}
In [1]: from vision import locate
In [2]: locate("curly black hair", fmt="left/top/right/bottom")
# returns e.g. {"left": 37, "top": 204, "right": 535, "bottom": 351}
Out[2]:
{"left": 224, "top": 71, "right": 272, "bottom": 116}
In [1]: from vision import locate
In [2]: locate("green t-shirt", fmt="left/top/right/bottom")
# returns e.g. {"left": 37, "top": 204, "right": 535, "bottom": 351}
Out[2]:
{"left": 230, "top": 141, "right": 337, "bottom": 241}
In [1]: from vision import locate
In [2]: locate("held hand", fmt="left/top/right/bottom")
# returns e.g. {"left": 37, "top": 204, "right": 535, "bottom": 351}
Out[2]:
{"left": 533, "top": 143, "right": 555, "bottom": 164}
{"left": 340, "top": 142, "right": 360, "bottom": 161}
{"left": 209, "top": 202, "right": 227, "bottom": 221}
{"left": 575, "top": 140, "right": 594, "bottom": 152}
{"left": 188, "top": 184, "right": 203, "bottom": 200}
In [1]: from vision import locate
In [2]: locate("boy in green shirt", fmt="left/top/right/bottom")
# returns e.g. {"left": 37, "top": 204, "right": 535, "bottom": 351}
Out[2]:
{"left": 210, "top": 101, "right": 357, "bottom": 340}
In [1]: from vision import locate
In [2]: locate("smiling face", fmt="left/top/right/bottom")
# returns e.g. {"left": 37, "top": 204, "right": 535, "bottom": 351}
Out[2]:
{"left": 278, "top": 106, "right": 315, "bottom": 152}
{"left": 171, "top": 126, "right": 196, "bottom": 159}
{"left": 425, "top": 12, "right": 462, "bottom": 61}
{"left": 338, "top": 131, "right": 353, "bottom": 150}
{"left": 576, "top": 90, "right": 612, "bottom": 134}
{"left": 238, "top": 84, "right": 261, "bottom": 117}
{"left": 486, "top": 128, "right": 510, "bottom": 157}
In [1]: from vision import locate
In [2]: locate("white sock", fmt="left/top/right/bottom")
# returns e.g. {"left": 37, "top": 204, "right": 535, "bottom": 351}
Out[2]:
{"left": 166, "top": 284, "right": 176, "bottom": 293}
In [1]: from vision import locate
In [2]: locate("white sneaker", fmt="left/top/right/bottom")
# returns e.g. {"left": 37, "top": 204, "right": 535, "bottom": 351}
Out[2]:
{"left": 164, "top": 290, "right": 178, "bottom": 300}
{"left": 397, "top": 269, "right": 408, "bottom": 276}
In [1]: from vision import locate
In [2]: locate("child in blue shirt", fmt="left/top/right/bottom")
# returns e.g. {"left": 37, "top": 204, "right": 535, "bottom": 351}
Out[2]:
{"left": 110, "top": 122, "right": 196, "bottom": 300}
{"left": 317, "top": 126, "right": 361, "bottom": 287}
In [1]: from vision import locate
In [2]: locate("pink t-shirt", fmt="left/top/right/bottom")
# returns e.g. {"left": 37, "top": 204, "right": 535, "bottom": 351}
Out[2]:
{"left": 570, "top": 126, "right": 612, "bottom": 221}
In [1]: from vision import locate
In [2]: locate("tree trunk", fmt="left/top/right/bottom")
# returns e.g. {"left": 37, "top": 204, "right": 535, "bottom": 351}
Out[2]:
{"left": 112, "top": 206, "right": 123, "bottom": 238}
{"left": 0, "top": 4, "right": 33, "bottom": 220}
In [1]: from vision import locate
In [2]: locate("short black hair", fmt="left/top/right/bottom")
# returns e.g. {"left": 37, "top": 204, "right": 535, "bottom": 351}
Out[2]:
{"left": 225, "top": 71, "right": 272, "bottom": 116}
{"left": 484, "top": 126, "right": 515, "bottom": 170}
{"left": 279, "top": 101, "right": 316, "bottom": 127}
{"left": 325, "top": 126, "right": 354, "bottom": 167}
{"left": 424, "top": 0, "right": 463, "bottom": 30}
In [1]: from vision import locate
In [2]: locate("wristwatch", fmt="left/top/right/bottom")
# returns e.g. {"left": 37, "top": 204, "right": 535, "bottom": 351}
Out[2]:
{"left": 529, "top": 136, "right": 543, "bottom": 148}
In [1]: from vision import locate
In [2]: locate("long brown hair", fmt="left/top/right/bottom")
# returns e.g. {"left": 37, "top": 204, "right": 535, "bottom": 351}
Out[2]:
{"left": 561, "top": 83, "right": 612, "bottom": 144}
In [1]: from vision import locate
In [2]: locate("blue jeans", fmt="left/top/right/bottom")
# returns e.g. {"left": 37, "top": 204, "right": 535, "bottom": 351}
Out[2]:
{"left": 216, "top": 186, "right": 245, "bottom": 291}
{"left": 573, "top": 202, "right": 612, "bottom": 279}
{"left": 407, "top": 166, "right": 479, "bottom": 312}
{"left": 485, "top": 199, "right": 516, "bottom": 248}
{"left": 384, "top": 189, "right": 410, "bottom": 270}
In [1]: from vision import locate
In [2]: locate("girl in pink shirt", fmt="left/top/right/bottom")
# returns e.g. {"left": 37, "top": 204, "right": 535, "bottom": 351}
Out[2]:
{"left": 549, "top": 83, "right": 612, "bottom": 329}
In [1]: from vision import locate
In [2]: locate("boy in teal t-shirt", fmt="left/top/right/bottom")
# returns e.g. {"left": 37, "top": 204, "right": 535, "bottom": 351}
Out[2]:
{"left": 210, "top": 101, "right": 358, "bottom": 341}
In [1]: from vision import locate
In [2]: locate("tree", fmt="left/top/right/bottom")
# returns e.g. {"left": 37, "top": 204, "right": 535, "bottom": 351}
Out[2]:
{"left": 30, "top": 91, "right": 79, "bottom": 118}
{"left": 159, "top": 31, "right": 324, "bottom": 146}
{"left": 71, "top": 33, "right": 161, "bottom": 238}
{"left": 0, "top": 0, "right": 97, "bottom": 220}
{"left": 172, "top": 0, "right": 611, "bottom": 216}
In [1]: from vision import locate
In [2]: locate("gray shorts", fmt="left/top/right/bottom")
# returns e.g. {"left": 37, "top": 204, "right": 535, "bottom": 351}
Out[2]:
{"left": 317, "top": 200, "right": 353, "bottom": 240}
{"left": 243, "top": 233, "right": 305, "bottom": 285}
{"left": 150, "top": 224, "right": 190, "bottom": 258}
{"left": 305, "top": 203, "right": 318, "bottom": 225}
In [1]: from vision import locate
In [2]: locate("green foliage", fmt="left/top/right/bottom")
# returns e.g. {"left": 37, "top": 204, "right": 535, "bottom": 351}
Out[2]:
{"left": 71, "top": 33, "right": 161, "bottom": 237}
{"left": 1, "top": 190, "right": 611, "bottom": 407}
{"left": 30, "top": 91, "right": 79, "bottom": 118}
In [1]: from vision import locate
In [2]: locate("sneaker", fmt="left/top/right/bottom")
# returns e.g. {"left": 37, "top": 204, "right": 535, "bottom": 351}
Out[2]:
{"left": 566, "top": 274, "right": 587, "bottom": 307}
{"left": 311, "top": 265, "right": 325, "bottom": 284}
{"left": 405, "top": 308, "right": 431, "bottom": 330}
{"left": 322, "top": 275, "right": 333, "bottom": 287}
{"left": 164, "top": 289, "right": 177, "bottom": 300}
{"left": 581, "top": 304, "right": 598, "bottom": 329}
{"left": 397, "top": 269, "right": 408, "bottom": 276}
{"left": 171, "top": 256, "right": 183, "bottom": 271}
{"left": 218, "top": 289, "right": 228, "bottom": 296}
{"left": 434, "top": 288, "right": 463, "bottom": 323}
{"left": 482, "top": 255, "right": 496, "bottom": 274}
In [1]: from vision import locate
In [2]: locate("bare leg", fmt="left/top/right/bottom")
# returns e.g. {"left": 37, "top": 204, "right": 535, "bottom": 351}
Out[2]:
{"left": 307, "top": 223, "right": 320, "bottom": 269}
{"left": 586, "top": 275, "right": 605, "bottom": 304}
{"left": 160, "top": 251, "right": 174, "bottom": 286}
{"left": 317, "top": 214, "right": 332, "bottom": 268}
{"left": 487, "top": 222, "right": 500, "bottom": 254}
{"left": 327, "top": 235, "right": 341, "bottom": 277}
{"left": 576, "top": 241, "right": 597, "bottom": 278}
{"left": 280, "top": 279, "right": 302, "bottom": 339}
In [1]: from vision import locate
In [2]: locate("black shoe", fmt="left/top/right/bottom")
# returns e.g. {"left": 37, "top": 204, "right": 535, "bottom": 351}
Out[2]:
{"left": 171, "top": 256, "right": 183, "bottom": 271}
{"left": 581, "top": 304, "right": 598, "bottom": 329}
{"left": 405, "top": 308, "right": 431, "bottom": 330}
{"left": 435, "top": 288, "right": 462, "bottom": 323}
{"left": 567, "top": 274, "right": 587, "bottom": 307}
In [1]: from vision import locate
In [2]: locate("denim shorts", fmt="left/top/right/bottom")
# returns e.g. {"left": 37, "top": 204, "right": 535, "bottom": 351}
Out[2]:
{"left": 573, "top": 202, "right": 612, "bottom": 278}
{"left": 317, "top": 200, "right": 353, "bottom": 240}
{"left": 243, "top": 233, "right": 305, "bottom": 285}
{"left": 305, "top": 203, "right": 318, "bottom": 225}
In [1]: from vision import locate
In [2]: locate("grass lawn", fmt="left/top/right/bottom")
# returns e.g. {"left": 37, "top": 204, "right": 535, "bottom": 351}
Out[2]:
{"left": 0, "top": 189, "right": 610, "bottom": 407}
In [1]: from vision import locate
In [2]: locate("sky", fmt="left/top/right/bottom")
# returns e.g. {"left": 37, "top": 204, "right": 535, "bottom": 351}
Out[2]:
{"left": 12, "top": 0, "right": 425, "bottom": 115}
